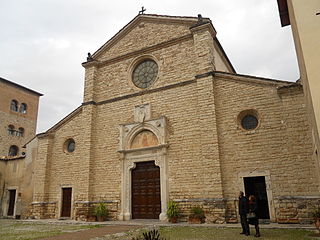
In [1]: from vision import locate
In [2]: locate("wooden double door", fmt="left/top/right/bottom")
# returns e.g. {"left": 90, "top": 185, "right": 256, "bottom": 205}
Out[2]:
{"left": 131, "top": 161, "right": 161, "bottom": 219}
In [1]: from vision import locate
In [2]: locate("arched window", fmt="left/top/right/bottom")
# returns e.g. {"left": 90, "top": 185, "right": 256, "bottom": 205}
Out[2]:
{"left": 19, "top": 103, "right": 27, "bottom": 114}
{"left": 8, "top": 145, "right": 19, "bottom": 156}
{"left": 10, "top": 100, "right": 18, "bottom": 112}
{"left": 17, "top": 127, "right": 24, "bottom": 137}
{"left": 7, "top": 125, "right": 15, "bottom": 135}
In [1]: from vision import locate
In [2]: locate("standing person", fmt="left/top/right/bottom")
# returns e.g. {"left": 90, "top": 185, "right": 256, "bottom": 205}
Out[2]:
{"left": 248, "top": 195, "right": 261, "bottom": 237}
{"left": 238, "top": 191, "right": 250, "bottom": 236}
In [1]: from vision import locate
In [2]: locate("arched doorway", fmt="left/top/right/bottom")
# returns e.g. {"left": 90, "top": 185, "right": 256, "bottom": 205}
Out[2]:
{"left": 118, "top": 115, "right": 168, "bottom": 221}
{"left": 131, "top": 161, "right": 161, "bottom": 219}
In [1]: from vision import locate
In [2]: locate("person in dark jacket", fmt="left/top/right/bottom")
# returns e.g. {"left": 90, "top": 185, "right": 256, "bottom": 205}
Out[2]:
{"left": 238, "top": 191, "right": 249, "bottom": 235}
{"left": 248, "top": 195, "right": 260, "bottom": 237}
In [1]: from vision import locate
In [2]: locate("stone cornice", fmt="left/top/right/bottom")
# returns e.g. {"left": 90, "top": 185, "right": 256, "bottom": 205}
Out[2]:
{"left": 36, "top": 132, "right": 54, "bottom": 139}
{"left": 81, "top": 60, "right": 99, "bottom": 68}
{"left": 276, "top": 195, "right": 320, "bottom": 200}
{"left": 174, "top": 198, "right": 225, "bottom": 202}
{"left": 117, "top": 144, "right": 169, "bottom": 154}
{"left": 82, "top": 79, "right": 196, "bottom": 107}
{"left": 83, "top": 34, "right": 193, "bottom": 69}
{"left": 74, "top": 200, "right": 119, "bottom": 204}
{"left": 277, "top": 83, "right": 303, "bottom": 94}
{"left": 190, "top": 22, "right": 217, "bottom": 38}
{"left": 213, "top": 71, "right": 294, "bottom": 86}
{"left": 0, "top": 155, "right": 25, "bottom": 161}
{"left": 31, "top": 201, "right": 57, "bottom": 205}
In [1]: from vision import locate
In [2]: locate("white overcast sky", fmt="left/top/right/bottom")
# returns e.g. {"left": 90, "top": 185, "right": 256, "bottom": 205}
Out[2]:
{"left": 0, "top": 0, "right": 299, "bottom": 133}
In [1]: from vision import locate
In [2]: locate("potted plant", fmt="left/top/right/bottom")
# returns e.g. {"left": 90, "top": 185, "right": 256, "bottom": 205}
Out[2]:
{"left": 86, "top": 207, "right": 97, "bottom": 222}
{"left": 167, "top": 201, "right": 180, "bottom": 223}
{"left": 93, "top": 203, "right": 109, "bottom": 222}
{"left": 312, "top": 206, "right": 320, "bottom": 233}
{"left": 188, "top": 206, "right": 206, "bottom": 224}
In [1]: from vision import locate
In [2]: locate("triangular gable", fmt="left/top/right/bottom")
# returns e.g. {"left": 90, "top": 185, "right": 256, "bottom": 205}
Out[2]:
{"left": 88, "top": 14, "right": 235, "bottom": 73}
{"left": 92, "top": 14, "right": 210, "bottom": 62}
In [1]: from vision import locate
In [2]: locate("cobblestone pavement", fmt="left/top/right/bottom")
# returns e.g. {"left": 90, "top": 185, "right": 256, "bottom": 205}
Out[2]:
{"left": 21, "top": 219, "right": 314, "bottom": 240}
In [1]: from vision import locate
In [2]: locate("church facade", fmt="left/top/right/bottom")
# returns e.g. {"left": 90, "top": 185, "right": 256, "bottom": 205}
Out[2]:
{"left": 28, "top": 14, "right": 320, "bottom": 223}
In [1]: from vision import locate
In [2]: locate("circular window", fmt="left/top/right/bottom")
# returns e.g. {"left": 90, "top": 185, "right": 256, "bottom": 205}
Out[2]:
{"left": 241, "top": 114, "right": 259, "bottom": 130}
{"left": 132, "top": 59, "right": 158, "bottom": 89}
{"left": 64, "top": 139, "right": 75, "bottom": 153}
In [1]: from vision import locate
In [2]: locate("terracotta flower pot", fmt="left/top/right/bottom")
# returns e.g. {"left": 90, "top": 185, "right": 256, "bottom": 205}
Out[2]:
{"left": 87, "top": 216, "right": 97, "bottom": 222}
{"left": 315, "top": 218, "right": 320, "bottom": 232}
{"left": 189, "top": 217, "right": 203, "bottom": 224}
{"left": 97, "top": 216, "right": 105, "bottom": 222}
{"left": 170, "top": 217, "right": 178, "bottom": 223}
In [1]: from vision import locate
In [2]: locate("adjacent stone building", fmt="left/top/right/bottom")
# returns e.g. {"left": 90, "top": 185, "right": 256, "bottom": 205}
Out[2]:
{"left": 0, "top": 77, "right": 42, "bottom": 218}
{"left": 29, "top": 14, "right": 320, "bottom": 223}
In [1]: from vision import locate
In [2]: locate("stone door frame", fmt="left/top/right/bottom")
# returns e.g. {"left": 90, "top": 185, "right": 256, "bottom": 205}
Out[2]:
{"left": 118, "top": 114, "right": 168, "bottom": 221}
{"left": 238, "top": 170, "right": 275, "bottom": 222}
{"left": 4, "top": 187, "right": 18, "bottom": 217}
{"left": 59, "top": 185, "right": 73, "bottom": 219}
{"left": 119, "top": 146, "right": 168, "bottom": 221}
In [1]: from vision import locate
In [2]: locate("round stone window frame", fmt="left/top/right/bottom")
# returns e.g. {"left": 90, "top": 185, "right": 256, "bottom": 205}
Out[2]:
{"left": 63, "top": 138, "right": 76, "bottom": 153}
{"left": 237, "top": 109, "right": 260, "bottom": 131}
{"left": 128, "top": 55, "right": 160, "bottom": 90}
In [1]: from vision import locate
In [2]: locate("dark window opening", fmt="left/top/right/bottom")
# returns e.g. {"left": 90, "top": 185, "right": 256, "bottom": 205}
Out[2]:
{"left": 8, "top": 145, "right": 19, "bottom": 156}
{"left": 8, "top": 125, "right": 15, "bottom": 135}
{"left": 19, "top": 103, "right": 27, "bottom": 114}
{"left": 10, "top": 100, "right": 18, "bottom": 112}
{"left": 17, "top": 128, "right": 24, "bottom": 137}
{"left": 241, "top": 114, "right": 258, "bottom": 130}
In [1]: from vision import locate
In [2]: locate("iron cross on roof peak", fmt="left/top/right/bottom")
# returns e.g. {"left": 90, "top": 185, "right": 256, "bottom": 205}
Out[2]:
{"left": 139, "top": 6, "right": 146, "bottom": 14}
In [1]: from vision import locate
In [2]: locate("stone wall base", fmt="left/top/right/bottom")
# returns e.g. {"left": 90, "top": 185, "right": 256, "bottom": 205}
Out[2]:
{"left": 31, "top": 202, "right": 57, "bottom": 219}
{"left": 29, "top": 197, "right": 320, "bottom": 224}
{"left": 175, "top": 199, "right": 226, "bottom": 223}
{"left": 30, "top": 201, "right": 119, "bottom": 221}
{"left": 74, "top": 201, "right": 119, "bottom": 221}
{"left": 275, "top": 197, "right": 320, "bottom": 224}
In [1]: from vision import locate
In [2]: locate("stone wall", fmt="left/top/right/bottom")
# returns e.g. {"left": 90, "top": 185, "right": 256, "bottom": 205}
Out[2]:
{"left": 213, "top": 73, "right": 319, "bottom": 223}
{"left": 0, "top": 79, "right": 40, "bottom": 156}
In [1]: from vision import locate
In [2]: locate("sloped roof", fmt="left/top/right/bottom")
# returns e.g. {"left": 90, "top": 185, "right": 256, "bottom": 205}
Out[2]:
{"left": 36, "top": 105, "right": 83, "bottom": 137}
{"left": 0, "top": 77, "right": 43, "bottom": 96}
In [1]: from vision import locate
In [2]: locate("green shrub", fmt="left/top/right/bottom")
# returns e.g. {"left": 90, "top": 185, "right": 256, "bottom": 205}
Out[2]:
{"left": 93, "top": 203, "right": 109, "bottom": 218}
{"left": 167, "top": 201, "right": 180, "bottom": 221}
{"left": 312, "top": 206, "right": 320, "bottom": 219}
{"left": 189, "top": 206, "right": 205, "bottom": 220}
{"left": 132, "top": 229, "right": 166, "bottom": 240}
